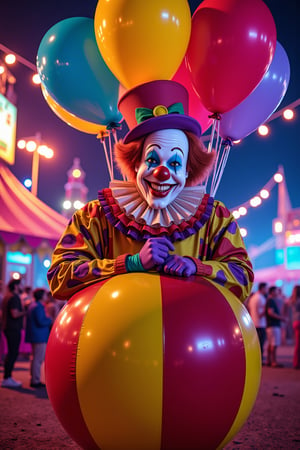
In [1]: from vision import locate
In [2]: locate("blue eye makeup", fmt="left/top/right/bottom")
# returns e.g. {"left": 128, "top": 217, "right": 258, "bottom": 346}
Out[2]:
{"left": 167, "top": 153, "right": 182, "bottom": 174}
{"left": 145, "top": 149, "right": 160, "bottom": 169}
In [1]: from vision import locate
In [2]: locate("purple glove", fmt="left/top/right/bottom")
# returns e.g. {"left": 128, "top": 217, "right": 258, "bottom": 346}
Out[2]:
{"left": 139, "top": 237, "right": 174, "bottom": 270}
{"left": 163, "top": 255, "right": 197, "bottom": 277}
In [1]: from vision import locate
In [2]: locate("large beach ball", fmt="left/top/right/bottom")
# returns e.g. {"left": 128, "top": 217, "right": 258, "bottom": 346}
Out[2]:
{"left": 45, "top": 274, "right": 261, "bottom": 449}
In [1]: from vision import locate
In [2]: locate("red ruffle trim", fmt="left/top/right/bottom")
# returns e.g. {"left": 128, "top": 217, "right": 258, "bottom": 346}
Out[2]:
{"left": 98, "top": 188, "right": 214, "bottom": 243}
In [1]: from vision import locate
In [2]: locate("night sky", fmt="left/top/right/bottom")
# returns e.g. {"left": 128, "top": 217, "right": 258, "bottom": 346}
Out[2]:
{"left": 1, "top": 0, "right": 300, "bottom": 268}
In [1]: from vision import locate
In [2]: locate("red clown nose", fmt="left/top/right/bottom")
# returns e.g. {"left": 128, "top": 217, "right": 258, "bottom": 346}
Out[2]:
{"left": 153, "top": 166, "right": 170, "bottom": 181}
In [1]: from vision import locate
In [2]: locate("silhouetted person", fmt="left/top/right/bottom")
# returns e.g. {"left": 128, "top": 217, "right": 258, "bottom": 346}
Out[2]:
{"left": 1, "top": 279, "right": 25, "bottom": 388}
{"left": 247, "top": 282, "right": 268, "bottom": 363}
{"left": 266, "top": 286, "right": 286, "bottom": 368}
{"left": 290, "top": 285, "right": 300, "bottom": 369}
{"left": 25, "top": 288, "right": 52, "bottom": 387}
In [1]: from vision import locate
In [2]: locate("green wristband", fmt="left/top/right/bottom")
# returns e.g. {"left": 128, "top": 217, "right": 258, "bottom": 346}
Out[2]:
{"left": 126, "top": 253, "right": 146, "bottom": 272}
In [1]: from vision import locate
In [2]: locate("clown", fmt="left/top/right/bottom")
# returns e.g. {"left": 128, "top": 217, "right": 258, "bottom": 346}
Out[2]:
{"left": 48, "top": 80, "right": 254, "bottom": 302}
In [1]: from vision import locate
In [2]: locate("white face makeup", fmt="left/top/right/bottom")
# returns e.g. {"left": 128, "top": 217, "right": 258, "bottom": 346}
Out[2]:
{"left": 136, "top": 129, "right": 189, "bottom": 209}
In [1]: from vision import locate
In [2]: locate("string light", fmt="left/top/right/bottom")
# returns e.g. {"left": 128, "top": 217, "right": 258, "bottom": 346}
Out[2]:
{"left": 4, "top": 53, "right": 16, "bottom": 65}
{"left": 250, "top": 196, "right": 262, "bottom": 207}
{"left": 32, "top": 73, "right": 41, "bottom": 85}
{"left": 274, "top": 172, "right": 283, "bottom": 183}
{"left": 258, "top": 124, "right": 270, "bottom": 136}
{"left": 63, "top": 200, "right": 72, "bottom": 210}
{"left": 260, "top": 189, "right": 270, "bottom": 199}
{"left": 0, "top": 43, "right": 40, "bottom": 92}
{"left": 240, "top": 228, "right": 247, "bottom": 238}
{"left": 73, "top": 200, "right": 84, "bottom": 209}
{"left": 232, "top": 210, "right": 240, "bottom": 219}
{"left": 231, "top": 168, "right": 287, "bottom": 236}
{"left": 238, "top": 206, "right": 247, "bottom": 216}
{"left": 283, "top": 109, "right": 294, "bottom": 120}
{"left": 231, "top": 168, "right": 284, "bottom": 215}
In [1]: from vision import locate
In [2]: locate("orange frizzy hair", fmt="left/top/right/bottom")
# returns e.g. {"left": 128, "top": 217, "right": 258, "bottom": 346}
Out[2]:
{"left": 114, "top": 131, "right": 215, "bottom": 186}
{"left": 114, "top": 137, "right": 146, "bottom": 181}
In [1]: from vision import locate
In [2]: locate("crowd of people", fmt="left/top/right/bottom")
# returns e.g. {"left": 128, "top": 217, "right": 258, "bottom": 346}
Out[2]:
{"left": 246, "top": 282, "right": 300, "bottom": 369}
{"left": 0, "top": 278, "right": 65, "bottom": 388}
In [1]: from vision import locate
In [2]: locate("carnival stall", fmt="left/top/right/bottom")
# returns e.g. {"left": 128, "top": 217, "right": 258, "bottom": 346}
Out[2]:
{"left": 0, "top": 161, "right": 67, "bottom": 287}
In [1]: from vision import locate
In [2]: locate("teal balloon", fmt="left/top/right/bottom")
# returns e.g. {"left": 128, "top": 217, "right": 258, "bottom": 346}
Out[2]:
{"left": 37, "top": 17, "right": 122, "bottom": 126}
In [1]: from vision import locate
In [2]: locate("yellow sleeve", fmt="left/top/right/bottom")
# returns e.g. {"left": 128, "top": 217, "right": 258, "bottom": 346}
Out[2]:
{"left": 47, "top": 201, "right": 128, "bottom": 300}
{"left": 190, "top": 201, "right": 254, "bottom": 302}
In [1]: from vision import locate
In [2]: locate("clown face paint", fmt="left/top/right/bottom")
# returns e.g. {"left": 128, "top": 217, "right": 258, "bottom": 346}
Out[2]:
{"left": 136, "top": 129, "right": 189, "bottom": 209}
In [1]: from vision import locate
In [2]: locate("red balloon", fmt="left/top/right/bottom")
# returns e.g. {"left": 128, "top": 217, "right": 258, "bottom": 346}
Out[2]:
{"left": 186, "top": 0, "right": 277, "bottom": 114}
{"left": 172, "top": 58, "right": 213, "bottom": 134}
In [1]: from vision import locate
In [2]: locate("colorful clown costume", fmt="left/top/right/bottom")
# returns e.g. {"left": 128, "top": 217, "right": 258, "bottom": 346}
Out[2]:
{"left": 47, "top": 181, "right": 254, "bottom": 303}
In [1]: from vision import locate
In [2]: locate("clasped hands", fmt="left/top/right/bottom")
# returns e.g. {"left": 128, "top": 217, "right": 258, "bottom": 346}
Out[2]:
{"left": 139, "top": 237, "right": 196, "bottom": 277}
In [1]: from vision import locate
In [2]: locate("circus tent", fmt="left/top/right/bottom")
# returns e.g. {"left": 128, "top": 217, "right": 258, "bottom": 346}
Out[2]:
{"left": 0, "top": 161, "right": 67, "bottom": 287}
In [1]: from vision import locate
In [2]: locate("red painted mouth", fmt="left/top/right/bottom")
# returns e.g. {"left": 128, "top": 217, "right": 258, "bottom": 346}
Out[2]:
{"left": 146, "top": 180, "right": 176, "bottom": 198}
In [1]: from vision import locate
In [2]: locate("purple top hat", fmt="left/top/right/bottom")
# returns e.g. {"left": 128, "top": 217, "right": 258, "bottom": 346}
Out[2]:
{"left": 118, "top": 80, "right": 202, "bottom": 143}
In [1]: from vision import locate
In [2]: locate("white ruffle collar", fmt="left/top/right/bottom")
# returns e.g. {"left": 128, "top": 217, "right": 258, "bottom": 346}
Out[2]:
{"left": 109, "top": 180, "right": 206, "bottom": 227}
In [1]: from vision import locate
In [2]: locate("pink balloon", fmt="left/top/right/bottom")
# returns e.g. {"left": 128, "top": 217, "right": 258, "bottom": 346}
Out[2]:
{"left": 172, "top": 58, "right": 213, "bottom": 134}
{"left": 186, "top": 0, "right": 277, "bottom": 114}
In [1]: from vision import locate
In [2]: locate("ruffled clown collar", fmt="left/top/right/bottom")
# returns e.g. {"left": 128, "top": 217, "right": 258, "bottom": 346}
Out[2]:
{"left": 98, "top": 180, "right": 214, "bottom": 242}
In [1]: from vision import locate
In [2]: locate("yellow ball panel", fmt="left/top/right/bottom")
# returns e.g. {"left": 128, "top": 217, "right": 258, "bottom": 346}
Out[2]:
{"left": 76, "top": 273, "right": 163, "bottom": 449}
{"left": 212, "top": 282, "right": 261, "bottom": 449}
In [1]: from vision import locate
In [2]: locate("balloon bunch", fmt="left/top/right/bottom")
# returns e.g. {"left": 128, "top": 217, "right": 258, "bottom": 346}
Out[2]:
{"left": 37, "top": 0, "right": 289, "bottom": 191}
{"left": 184, "top": 0, "right": 289, "bottom": 196}
{"left": 36, "top": 2, "right": 193, "bottom": 179}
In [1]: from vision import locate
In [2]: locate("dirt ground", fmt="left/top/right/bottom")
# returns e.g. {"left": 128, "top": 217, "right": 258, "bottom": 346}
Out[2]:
{"left": 0, "top": 344, "right": 299, "bottom": 450}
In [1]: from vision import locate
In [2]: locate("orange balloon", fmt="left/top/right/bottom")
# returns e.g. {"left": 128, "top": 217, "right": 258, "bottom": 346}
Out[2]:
{"left": 41, "top": 84, "right": 107, "bottom": 136}
{"left": 94, "top": 0, "right": 191, "bottom": 89}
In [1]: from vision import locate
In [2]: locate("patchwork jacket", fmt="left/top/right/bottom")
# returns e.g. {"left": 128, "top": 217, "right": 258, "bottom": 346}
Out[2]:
{"left": 48, "top": 188, "right": 254, "bottom": 302}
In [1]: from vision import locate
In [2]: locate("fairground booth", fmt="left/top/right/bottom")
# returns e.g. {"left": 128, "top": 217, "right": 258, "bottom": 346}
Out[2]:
{"left": 0, "top": 92, "right": 67, "bottom": 290}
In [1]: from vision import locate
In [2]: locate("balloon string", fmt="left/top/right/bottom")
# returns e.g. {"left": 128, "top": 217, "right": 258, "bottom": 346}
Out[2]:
{"left": 109, "top": 132, "right": 114, "bottom": 181}
{"left": 111, "top": 128, "right": 127, "bottom": 181}
{"left": 212, "top": 144, "right": 225, "bottom": 195}
{"left": 213, "top": 137, "right": 233, "bottom": 195}
{"left": 212, "top": 143, "right": 231, "bottom": 197}
{"left": 207, "top": 118, "right": 217, "bottom": 153}
{"left": 111, "top": 128, "right": 117, "bottom": 143}
{"left": 101, "top": 136, "right": 113, "bottom": 181}
{"left": 204, "top": 118, "right": 218, "bottom": 191}
{"left": 210, "top": 120, "right": 222, "bottom": 195}
{"left": 210, "top": 137, "right": 222, "bottom": 195}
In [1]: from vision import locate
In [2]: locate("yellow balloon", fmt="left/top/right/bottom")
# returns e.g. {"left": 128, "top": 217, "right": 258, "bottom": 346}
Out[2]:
{"left": 41, "top": 84, "right": 107, "bottom": 136}
{"left": 94, "top": 0, "right": 191, "bottom": 89}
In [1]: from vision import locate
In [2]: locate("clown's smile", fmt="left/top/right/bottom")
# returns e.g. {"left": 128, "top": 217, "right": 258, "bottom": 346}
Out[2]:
{"left": 145, "top": 180, "right": 177, "bottom": 197}
{"left": 136, "top": 129, "right": 189, "bottom": 209}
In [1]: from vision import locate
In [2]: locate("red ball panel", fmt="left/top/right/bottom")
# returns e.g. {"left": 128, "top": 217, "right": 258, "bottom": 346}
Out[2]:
{"left": 45, "top": 282, "right": 104, "bottom": 449}
{"left": 160, "top": 276, "right": 246, "bottom": 449}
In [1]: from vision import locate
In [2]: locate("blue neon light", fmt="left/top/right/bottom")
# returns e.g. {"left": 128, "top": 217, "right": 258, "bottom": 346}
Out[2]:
{"left": 6, "top": 251, "right": 32, "bottom": 265}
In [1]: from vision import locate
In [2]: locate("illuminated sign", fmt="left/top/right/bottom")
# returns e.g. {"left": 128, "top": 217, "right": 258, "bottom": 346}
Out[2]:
{"left": 0, "top": 93, "right": 17, "bottom": 165}
{"left": 6, "top": 251, "right": 32, "bottom": 265}
{"left": 286, "top": 247, "right": 300, "bottom": 270}
{"left": 285, "top": 230, "right": 300, "bottom": 246}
